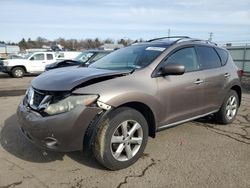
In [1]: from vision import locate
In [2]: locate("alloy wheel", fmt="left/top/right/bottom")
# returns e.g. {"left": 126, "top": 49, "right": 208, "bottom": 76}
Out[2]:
{"left": 226, "top": 95, "right": 237, "bottom": 120}
{"left": 110, "top": 120, "right": 143, "bottom": 161}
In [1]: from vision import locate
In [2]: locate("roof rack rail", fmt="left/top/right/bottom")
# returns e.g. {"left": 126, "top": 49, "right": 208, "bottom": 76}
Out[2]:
{"left": 176, "top": 38, "right": 217, "bottom": 46}
{"left": 147, "top": 36, "right": 217, "bottom": 46}
{"left": 147, "top": 36, "right": 190, "bottom": 42}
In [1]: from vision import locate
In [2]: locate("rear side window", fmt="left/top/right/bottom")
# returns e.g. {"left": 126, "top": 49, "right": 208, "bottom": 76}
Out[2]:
{"left": 163, "top": 47, "right": 200, "bottom": 72}
{"left": 196, "top": 46, "right": 221, "bottom": 69}
{"left": 46, "top": 54, "right": 53, "bottom": 60}
{"left": 215, "top": 48, "right": 228, "bottom": 65}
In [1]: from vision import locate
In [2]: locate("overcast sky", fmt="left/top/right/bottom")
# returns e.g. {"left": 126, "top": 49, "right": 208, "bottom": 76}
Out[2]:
{"left": 1, "top": 0, "right": 250, "bottom": 43}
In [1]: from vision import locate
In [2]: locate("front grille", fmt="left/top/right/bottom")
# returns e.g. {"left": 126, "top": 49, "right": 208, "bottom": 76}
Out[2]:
{"left": 24, "top": 87, "right": 70, "bottom": 112}
{"left": 33, "top": 90, "right": 45, "bottom": 107}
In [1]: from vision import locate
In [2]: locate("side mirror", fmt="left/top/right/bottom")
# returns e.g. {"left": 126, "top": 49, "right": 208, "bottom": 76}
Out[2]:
{"left": 30, "top": 57, "right": 34, "bottom": 61}
{"left": 160, "top": 63, "right": 185, "bottom": 76}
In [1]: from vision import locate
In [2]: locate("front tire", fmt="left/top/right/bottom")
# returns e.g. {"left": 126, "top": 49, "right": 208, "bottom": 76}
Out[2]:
{"left": 215, "top": 90, "right": 239, "bottom": 124}
{"left": 92, "top": 107, "right": 148, "bottom": 170}
{"left": 11, "top": 67, "right": 25, "bottom": 78}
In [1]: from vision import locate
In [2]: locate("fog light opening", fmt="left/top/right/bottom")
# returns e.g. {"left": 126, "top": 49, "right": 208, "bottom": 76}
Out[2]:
{"left": 44, "top": 137, "right": 58, "bottom": 147}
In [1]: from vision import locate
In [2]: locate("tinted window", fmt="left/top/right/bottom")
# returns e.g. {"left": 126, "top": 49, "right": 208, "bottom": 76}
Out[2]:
{"left": 163, "top": 47, "right": 199, "bottom": 72}
{"left": 31, "top": 53, "right": 44, "bottom": 61}
{"left": 91, "top": 53, "right": 108, "bottom": 62}
{"left": 196, "top": 46, "right": 221, "bottom": 69}
{"left": 75, "top": 52, "right": 94, "bottom": 63}
{"left": 47, "top": 54, "right": 53, "bottom": 60}
{"left": 215, "top": 48, "right": 228, "bottom": 65}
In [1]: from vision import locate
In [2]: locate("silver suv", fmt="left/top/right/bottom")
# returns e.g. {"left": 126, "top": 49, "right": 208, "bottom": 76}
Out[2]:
{"left": 17, "top": 36, "right": 242, "bottom": 170}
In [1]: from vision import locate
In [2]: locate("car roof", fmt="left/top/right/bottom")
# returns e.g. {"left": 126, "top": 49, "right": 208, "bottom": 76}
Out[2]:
{"left": 132, "top": 41, "right": 173, "bottom": 48}
{"left": 83, "top": 50, "right": 113, "bottom": 53}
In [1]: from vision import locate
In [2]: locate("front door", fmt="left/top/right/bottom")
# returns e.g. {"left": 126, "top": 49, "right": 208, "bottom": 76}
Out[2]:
{"left": 28, "top": 53, "right": 46, "bottom": 72}
{"left": 157, "top": 47, "right": 206, "bottom": 126}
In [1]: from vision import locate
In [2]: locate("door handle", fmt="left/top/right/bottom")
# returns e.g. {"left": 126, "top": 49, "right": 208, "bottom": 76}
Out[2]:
{"left": 194, "top": 79, "right": 204, "bottom": 85}
{"left": 224, "top": 73, "right": 230, "bottom": 78}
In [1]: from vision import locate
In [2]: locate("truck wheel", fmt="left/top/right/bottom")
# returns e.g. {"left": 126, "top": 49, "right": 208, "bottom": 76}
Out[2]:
{"left": 215, "top": 90, "right": 239, "bottom": 124}
{"left": 12, "top": 67, "right": 24, "bottom": 78}
{"left": 92, "top": 107, "right": 148, "bottom": 170}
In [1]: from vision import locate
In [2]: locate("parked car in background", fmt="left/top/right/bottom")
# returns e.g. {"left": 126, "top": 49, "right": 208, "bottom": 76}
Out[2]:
{"left": 45, "top": 50, "right": 111, "bottom": 71}
{"left": 17, "top": 36, "right": 242, "bottom": 170}
{"left": 0, "top": 52, "right": 56, "bottom": 77}
{"left": 55, "top": 51, "right": 82, "bottom": 60}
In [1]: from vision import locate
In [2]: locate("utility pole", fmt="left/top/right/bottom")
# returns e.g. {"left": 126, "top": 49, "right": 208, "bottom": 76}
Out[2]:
{"left": 168, "top": 29, "right": 171, "bottom": 41}
{"left": 208, "top": 32, "right": 213, "bottom": 41}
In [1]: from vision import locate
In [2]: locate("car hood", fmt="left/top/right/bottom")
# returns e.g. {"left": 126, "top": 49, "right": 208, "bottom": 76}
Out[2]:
{"left": 32, "top": 66, "right": 131, "bottom": 91}
{"left": 4, "top": 59, "right": 27, "bottom": 63}
{"left": 47, "top": 60, "right": 79, "bottom": 68}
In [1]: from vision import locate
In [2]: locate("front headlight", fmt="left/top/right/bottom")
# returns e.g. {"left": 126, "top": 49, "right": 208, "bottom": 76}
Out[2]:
{"left": 44, "top": 95, "right": 98, "bottom": 115}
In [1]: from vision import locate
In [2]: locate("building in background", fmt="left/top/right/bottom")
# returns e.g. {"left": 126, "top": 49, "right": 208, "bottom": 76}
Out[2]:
{"left": 0, "top": 43, "right": 20, "bottom": 59}
{"left": 225, "top": 45, "right": 250, "bottom": 75}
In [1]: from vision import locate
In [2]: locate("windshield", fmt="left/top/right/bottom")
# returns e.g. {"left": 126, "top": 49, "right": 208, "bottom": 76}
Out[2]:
{"left": 74, "top": 52, "right": 94, "bottom": 63}
{"left": 89, "top": 45, "right": 166, "bottom": 70}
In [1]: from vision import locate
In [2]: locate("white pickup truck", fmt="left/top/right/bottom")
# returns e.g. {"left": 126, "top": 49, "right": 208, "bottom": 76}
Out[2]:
{"left": 0, "top": 52, "right": 56, "bottom": 78}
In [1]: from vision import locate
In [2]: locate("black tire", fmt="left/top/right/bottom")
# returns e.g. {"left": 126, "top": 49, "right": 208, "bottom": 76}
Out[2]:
{"left": 92, "top": 107, "right": 148, "bottom": 170}
{"left": 215, "top": 90, "right": 239, "bottom": 124}
{"left": 11, "top": 67, "right": 25, "bottom": 78}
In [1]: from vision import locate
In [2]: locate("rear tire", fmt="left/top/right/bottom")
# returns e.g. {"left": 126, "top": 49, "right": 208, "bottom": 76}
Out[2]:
{"left": 92, "top": 107, "right": 148, "bottom": 170}
{"left": 11, "top": 67, "right": 25, "bottom": 78}
{"left": 215, "top": 90, "right": 239, "bottom": 124}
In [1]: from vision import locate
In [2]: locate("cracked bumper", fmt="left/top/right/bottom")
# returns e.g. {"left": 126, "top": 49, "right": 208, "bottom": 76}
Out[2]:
{"left": 17, "top": 102, "right": 102, "bottom": 152}
{"left": 0, "top": 65, "right": 11, "bottom": 73}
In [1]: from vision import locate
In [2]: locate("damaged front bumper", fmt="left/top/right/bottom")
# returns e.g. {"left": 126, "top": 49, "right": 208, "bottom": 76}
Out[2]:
{"left": 17, "top": 102, "right": 103, "bottom": 152}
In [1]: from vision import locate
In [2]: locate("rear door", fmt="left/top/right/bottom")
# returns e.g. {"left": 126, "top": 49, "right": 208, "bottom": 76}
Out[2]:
{"left": 157, "top": 46, "right": 206, "bottom": 126}
{"left": 195, "top": 45, "right": 226, "bottom": 113}
{"left": 45, "top": 53, "right": 55, "bottom": 65}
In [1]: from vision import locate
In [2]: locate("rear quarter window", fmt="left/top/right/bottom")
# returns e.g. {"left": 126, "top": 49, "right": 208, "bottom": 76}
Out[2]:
{"left": 196, "top": 46, "right": 221, "bottom": 69}
{"left": 215, "top": 48, "right": 228, "bottom": 65}
{"left": 46, "top": 54, "right": 54, "bottom": 60}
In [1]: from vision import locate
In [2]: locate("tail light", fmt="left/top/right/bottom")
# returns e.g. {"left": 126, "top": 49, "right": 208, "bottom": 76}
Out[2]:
{"left": 237, "top": 69, "right": 244, "bottom": 78}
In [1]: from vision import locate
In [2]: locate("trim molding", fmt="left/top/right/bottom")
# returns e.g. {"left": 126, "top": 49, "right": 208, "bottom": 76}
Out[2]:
{"left": 156, "top": 110, "right": 218, "bottom": 131}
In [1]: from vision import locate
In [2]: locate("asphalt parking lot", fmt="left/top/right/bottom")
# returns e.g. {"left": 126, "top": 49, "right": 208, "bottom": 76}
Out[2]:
{"left": 0, "top": 73, "right": 249, "bottom": 188}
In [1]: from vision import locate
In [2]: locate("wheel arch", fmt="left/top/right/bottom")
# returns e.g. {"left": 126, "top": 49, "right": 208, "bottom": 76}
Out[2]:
{"left": 11, "top": 65, "right": 27, "bottom": 73}
{"left": 117, "top": 101, "right": 156, "bottom": 138}
{"left": 230, "top": 85, "right": 242, "bottom": 106}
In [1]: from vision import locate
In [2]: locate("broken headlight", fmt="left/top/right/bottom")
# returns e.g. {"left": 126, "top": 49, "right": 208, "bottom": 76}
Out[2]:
{"left": 44, "top": 95, "right": 98, "bottom": 115}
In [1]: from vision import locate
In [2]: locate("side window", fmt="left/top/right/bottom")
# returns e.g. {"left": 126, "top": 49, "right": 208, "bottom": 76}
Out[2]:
{"left": 30, "top": 53, "right": 45, "bottom": 61}
{"left": 57, "top": 53, "right": 64, "bottom": 58}
{"left": 163, "top": 47, "right": 199, "bottom": 72}
{"left": 215, "top": 48, "right": 228, "bottom": 66}
{"left": 196, "top": 46, "right": 221, "bottom": 69}
{"left": 46, "top": 54, "right": 54, "bottom": 60}
{"left": 80, "top": 52, "right": 94, "bottom": 63}
{"left": 91, "top": 53, "right": 107, "bottom": 62}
